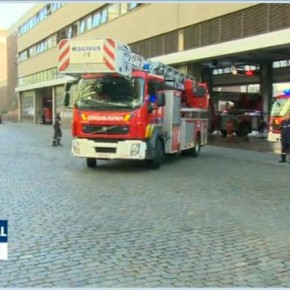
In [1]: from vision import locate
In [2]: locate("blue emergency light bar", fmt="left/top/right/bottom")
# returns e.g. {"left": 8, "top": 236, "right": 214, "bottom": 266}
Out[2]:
{"left": 143, "top": 63, "right": 150, "bottom": 71}
{"left": 149, "top": 95, "right": 157, "bottom": 102}
{"left": 284, "top": 89, "right": 290, "bottom": 95}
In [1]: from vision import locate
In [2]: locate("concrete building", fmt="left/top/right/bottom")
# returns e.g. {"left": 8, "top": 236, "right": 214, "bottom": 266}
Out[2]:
{"left": 0, "top": 29, "right": 8, "bottom": 112}
{"left": 11, "top": 3, "right": 290, "bottom": 124}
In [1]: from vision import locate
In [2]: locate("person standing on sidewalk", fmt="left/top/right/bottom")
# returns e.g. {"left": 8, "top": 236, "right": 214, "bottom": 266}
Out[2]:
{"left": 278, "top": 112, "right": 290, "bottom": 163}
{"left": 52, "top": 113, "right": 62, "bottom": 147}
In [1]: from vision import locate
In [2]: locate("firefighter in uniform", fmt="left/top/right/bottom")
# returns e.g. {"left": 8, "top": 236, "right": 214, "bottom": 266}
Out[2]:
{"left": 279, "top": 112, "right": 290, "bottom": 163}
{"left": 52, "top": 113, "right": 62, "bottom": 147}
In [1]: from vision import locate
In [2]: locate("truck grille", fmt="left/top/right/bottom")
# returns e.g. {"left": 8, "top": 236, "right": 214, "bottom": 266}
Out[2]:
{"left": 82, "top": 125, "right": 129, "bottom": 135}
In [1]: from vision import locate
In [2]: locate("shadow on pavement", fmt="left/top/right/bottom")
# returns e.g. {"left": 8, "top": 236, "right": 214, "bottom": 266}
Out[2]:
{"left": 207, "top": 134, "right": 281, "bottom": 154}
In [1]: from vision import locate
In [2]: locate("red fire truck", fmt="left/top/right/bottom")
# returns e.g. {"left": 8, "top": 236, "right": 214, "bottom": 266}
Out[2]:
{"left": 267, "top": 90, "right": 290, "bottom": 142}
{"left": 209, "top": 91, "right": 263, "bottom": 137}
{"left": 58, "top": 37, "right": 209, "bottom": 169}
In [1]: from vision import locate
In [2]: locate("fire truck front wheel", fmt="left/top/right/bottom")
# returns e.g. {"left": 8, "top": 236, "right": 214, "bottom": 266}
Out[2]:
{"left": 87, "top": 158, "right": 97, "bottom": 168}
{"left": 146, "top": 138, "right": 164, "bottom": 169}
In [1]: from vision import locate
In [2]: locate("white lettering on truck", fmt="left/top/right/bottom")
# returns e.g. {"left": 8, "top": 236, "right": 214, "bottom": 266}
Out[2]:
{"left": 87, "top": 115, "right": 123, "bottom": 121}
{"left": 71, "top": 46, "right": 101, "bottom": 52}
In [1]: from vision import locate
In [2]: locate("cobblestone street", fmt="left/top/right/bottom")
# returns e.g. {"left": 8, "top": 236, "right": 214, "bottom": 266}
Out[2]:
{"left": 1, "top": 121, "right": 290, "bottom": 287}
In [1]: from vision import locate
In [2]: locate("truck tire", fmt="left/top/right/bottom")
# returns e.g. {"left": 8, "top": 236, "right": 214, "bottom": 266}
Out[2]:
{"left": 87, "top": 158, "right": 97, "bottom": 168}
{"left": 220, "top": 130, "right": 227, "bottom": 137}
{"left": 146, "top": 138, "right": 164, "bottom": 169}
{"left": 191, "top": 135, "right": 201, "bottom": 157}
{"left": 236, "top": 121, "right": 251, "bottom": 137}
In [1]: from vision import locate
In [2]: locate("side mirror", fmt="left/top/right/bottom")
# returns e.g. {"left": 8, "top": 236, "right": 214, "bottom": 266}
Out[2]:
{"left": 195, "top": 85, "right": 206, "bottom": 97}
{"left": 64, "top": 92, "right": 70, "bottom": 107}
{"left": 157, "top": 92, "right": 165, "bottom": 107}
{"left": 65, "top": 82, "right": 72, "bottom": 92}
{"left": 147, "top": 102, "right": 154, "bottom": 113}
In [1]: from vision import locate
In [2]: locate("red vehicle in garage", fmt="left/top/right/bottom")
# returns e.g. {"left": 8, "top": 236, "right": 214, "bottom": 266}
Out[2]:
{"left": 209, "top": 91, "right": 263, "bottom": 137}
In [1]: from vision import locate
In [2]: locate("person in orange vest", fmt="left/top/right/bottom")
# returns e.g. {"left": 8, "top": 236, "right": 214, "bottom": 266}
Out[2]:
{"left": 226, "top": 119, "right": 234, "bottom": 138}
{"left": 42, "top": 104, "right": 52, "bottom": 124}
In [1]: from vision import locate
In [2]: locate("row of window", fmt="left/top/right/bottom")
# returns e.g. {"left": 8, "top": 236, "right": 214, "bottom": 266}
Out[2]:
{"left": 19, "top": 34, "right": 57, "bottom": 62}
{"left": 18, "top": 67, "right": 65, "bottom": 87}
{"left": 212, "top": 62, "right": 290, "bottom": 75}
{"left": 78, "top": 3, "right": 141, "bottom": 35}
{"left": 213, "top": 65, "right": 260, "bottom": 75}
{"left": 18, "top": 3, "right": 64, "bottom": 37}
{"left": 273, "top": 59, "right": 290, "bottom": 68}
{"left": 18, "top": 3, "right": 143, "bottom": 64}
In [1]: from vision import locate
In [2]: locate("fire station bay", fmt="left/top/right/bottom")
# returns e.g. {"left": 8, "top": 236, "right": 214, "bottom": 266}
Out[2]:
{"left": 8, "top": 3, "right": 290, "bottom": 136}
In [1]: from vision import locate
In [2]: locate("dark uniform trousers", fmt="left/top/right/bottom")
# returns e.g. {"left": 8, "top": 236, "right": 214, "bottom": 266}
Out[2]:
{"left": 279, "top": 119, "right": 290, "bottom": 163}
{"left": 52, "top": 120, "right": 62, "bottom": 146}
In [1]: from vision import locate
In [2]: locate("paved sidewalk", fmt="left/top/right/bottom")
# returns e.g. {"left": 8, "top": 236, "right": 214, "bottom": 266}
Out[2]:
{"left": 0, "top": 121, "right": 290, "bottom": 287}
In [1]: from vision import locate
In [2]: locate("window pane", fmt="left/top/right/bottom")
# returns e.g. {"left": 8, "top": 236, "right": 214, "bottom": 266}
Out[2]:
{"left": 128, "top": 3, "right": 138, "bottom": 10}
{"left": 92, "top": 12, "right": 101, "bottom": 27}
{"left": 71, "top": 24, "right": 78, "bottom": 37}
{"left": 120, "top": 3, "right": 128, "bottom": 15}
{"left": 87, "top": 16, "right": 92, "bottom": 30}
{"left": 47, "top": 37, "right": 53, "bottom": 48}
{"left": 29, "top": 47, "right": 35, "bottom": 57}
{"left": 100, "top": 9, "right": 107, "bottom": 24}
{"left": 67, "top": 26, "right": 72, "bottom": 38}
{"left": 79, "top": 19, "right": 86, "bottom": 34}
{"left": 108, "top": 4, "right": 118, "bottom": 21}
{"left": 44, "top": 40, "right": 48, "bottom": 50}
{"left": 52, "top": 35, "right": 57, "bottom": 47}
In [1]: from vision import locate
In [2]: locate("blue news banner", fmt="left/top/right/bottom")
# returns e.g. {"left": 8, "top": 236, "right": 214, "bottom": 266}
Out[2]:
{"left": 0, "top": 220, "right": 8, "bottom": 260}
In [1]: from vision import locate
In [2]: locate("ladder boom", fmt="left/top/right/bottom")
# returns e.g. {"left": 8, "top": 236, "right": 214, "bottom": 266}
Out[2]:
{"left": 58, "top": 37, "right": 196, "bottom": 90}
{"left": 123, "top": 47, "right": 196, "bottom": 89}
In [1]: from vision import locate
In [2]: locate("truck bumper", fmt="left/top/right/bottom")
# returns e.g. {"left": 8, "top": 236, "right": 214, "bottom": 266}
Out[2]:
{"left": 267, "top": 131, "right": 280, "bottom": 142}
{"left": 71, "top": 138, "right": 147, "bottom": 160}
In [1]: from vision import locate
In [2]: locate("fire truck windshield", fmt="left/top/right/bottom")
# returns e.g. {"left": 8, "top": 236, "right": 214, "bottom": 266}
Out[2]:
{"left": 270, "top": 99, "right": 288, "bottom": 116}
{"left": 75, "top": 77, "right": 144, "bottom": 110}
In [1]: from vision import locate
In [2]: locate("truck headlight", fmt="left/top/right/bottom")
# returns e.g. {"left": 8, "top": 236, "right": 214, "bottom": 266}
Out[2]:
{"left": 72, "top": 141, "right": 80, "bottom": 154}
{"left": 130, "top": 143, "right": 141, "bottom": 156}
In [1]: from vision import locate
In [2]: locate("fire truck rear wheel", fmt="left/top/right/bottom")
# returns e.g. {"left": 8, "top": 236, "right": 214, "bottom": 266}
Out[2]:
{"left": 192, "top": 136, "right": 201, "bottom": 157}
{"left": 146, "top": 138, "right": 164, "bottom": 169}
{"left": 87, "top": 158, "right": 97, "bottom": 168}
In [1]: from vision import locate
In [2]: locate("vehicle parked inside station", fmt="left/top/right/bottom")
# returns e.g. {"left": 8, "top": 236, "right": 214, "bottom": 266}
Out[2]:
{"left": 209, "top": 91, "right": 263, "bottom": 137}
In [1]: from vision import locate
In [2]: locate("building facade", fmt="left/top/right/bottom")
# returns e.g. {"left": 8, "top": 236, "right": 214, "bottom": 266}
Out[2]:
{"left": 0, "top": 29, "right": 8, "bottom": 112}
{"left": 13, "top": 3, "right": 290, "bottom": 124}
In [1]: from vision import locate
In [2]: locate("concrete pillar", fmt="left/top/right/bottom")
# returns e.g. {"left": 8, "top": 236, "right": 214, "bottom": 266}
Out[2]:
{"left": 201, "top": 67, "right": 215, "bottom": 132}
{"left": 34, "top": 91, "right": 41, "bottom": 124}
{"left": 33, "top": 90, "right": 39, "bottom": 124}
{"left": 260, "top": 62, "right": 273, "bottom": 121}
{"left": 17, "top": 92, "right": 22, "bottom": 122}
{"left": 175, "top": 64, "right": 188, "bottom": 75}
{"left": 178, "top": 30, "right": 184, "bottom": 52}
{"left": 189, "top": 63, "right": 202, "bottom": 82}
{"left": 201, "top": 67, "right": 213, "bottom": 96}
{"left": 52, "top": 86, "right": 56, "bottom": 125}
